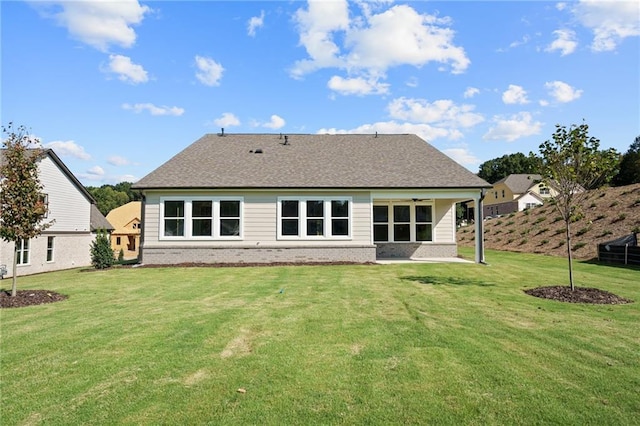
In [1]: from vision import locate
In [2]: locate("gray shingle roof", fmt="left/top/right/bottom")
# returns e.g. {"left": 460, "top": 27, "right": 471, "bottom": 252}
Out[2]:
{"left": 133, "top": 133, "right": 490, "bottom": 190}
{"left": 494, "top": 174, "right": 542, "bottom": 194}
{"left": 90, "top": 204, "right": 114, "bottom": 232}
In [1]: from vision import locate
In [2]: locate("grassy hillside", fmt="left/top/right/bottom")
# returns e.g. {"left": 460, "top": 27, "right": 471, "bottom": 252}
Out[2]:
{"left": 458, "top": 183, "right": 640, "bottom": 260}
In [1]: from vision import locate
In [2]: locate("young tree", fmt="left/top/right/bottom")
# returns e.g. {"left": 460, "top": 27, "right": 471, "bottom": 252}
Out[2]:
{"left": 0, "top": 123, "right": 54, "bottom": 296}
{"left": 90, "top": 229, "right": 115, "bottom": 269}
{"left": 538, "top": 123, "right": 619, "bottom": 290}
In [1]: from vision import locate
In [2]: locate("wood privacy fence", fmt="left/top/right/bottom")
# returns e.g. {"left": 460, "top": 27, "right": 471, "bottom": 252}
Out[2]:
{"left": 598, "top": 234, "right": 640, "bottom": 266}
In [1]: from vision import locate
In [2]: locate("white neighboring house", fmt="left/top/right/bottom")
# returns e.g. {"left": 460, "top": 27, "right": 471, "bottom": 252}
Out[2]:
{"left": 0, "top": 149, "right": 113, "bottom": 278}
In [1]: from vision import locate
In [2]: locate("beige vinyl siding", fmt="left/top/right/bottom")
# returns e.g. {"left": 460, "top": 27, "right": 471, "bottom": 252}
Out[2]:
{"left": 142, "top": 190, "right": 371, "bottom": 248}
{"left": 39, "top": 156, "right": 91, "bottom": 232}
{"left": 434, "top": 199, "right": 455, "bottom": 243}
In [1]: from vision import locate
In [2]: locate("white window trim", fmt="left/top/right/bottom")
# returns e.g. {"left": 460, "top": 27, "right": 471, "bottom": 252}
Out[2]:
{"left": 159, "top": 196, "right": 243, "bottom": 240}
{"left": 373, "top": 201, "right": 435, "bottom": 243}
{"left": 46, "top": 236, "right": 55, "bottom": 263}
{"left": 277, "top": 196, "right": 352, "bottom": 240}
{"left": 16, "top": 238, "right": 30, "bottom": 266}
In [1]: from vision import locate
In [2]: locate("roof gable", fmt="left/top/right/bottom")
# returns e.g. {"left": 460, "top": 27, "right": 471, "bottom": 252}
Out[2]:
{"left": 133, "top": 133, "right": 490, "bottom": 190}
{"left": 494, "top": 174, "right": 542, "bottom": 194}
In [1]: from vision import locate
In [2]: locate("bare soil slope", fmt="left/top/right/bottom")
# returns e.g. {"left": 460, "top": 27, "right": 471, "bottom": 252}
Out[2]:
{"left": 458, "top": 183, "right": 640, "bottom": 260}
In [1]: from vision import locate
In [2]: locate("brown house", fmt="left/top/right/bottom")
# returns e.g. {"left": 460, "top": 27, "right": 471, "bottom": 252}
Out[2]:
{"left": 106, "top": 201, "right": 141, "bottom": 259}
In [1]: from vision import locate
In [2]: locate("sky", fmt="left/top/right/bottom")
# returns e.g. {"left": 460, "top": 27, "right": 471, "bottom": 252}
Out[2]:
{"left": 2, "top": 0, "right": 639, "bottom": 185}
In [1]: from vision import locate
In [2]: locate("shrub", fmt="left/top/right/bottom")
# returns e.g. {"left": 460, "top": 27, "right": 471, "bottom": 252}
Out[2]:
{"left": 598, "top": 230, "right": 613, "bottom": 238}
{"left": 632, "top": 226, "right": 640, "bottom": 234}
{"left": 524, "top": 209, "right": 530, "bottom": 216}
{"left": 609, "top": 200, "right": 619, "bottom": 207}
{"left": 90, "top": 229, "right": 115, "bottom": 269}
{"left": 611, "top": 214, "right": 627, "bottom": 224}
{"left": 507, "top": 238, "right": 515, "bottom": 244}
{"left": 539, "top": 239, "right": 549, "bottom": 246}
{"left": 508, "top": 229, "right": 515, "bottom": 234}
{"left": 553, "top": 228, "right": 564, "bottom": 236}
{"left": 552, "top": 216, "right": 563, "bottom": 223}
{"left": 535, "top": 227, "right": 549, "bottom": 236}
{"left": 519, "top": 239, "right": 528, "bottom": 246}
{"left": 534, "top": 216, "right": 546, "bottom": 224}
{"left": 118, "top": 249, "right": 124, "bottom": 262}
{"left": 594, "top": 214, "right": 606, "bottom": 221}
{"left": 506, "top": 220, "right": 515, "bottom": 226}
{"left": 572, "top": 242, "right": 587, "bottom": 251}
{"left": 589, "top": 202, "right": 597, "bottom": 209}
{"left": 576, "top": 226, "right": 590, "bottom": 236}
{"left": 555, "top": 240, "right": 566, "bottom": 248}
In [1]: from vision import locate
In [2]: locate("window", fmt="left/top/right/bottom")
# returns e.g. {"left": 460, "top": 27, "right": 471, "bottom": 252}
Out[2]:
{"left": 220, "top": 200, "right": 240, "bottom": 236}
{"left": 415, "top": 205, "right": 432, "bottom": 241}
{"left": 540, "top": 186, "right": 550, "bottom": 195}
{"left": 46, "top": 237, "right": 54, "bottom": 262}
{"left": 278, "top": 197, "right": 351, "bottom": 239}
{"left": 373, "top": 205, "right": 389, "bottom": 242}
{"left": 192, "top": 200, "right": 213, "bottom": 236}
{"left": 116, "top": 236, "right": 121, "bottom": 246}
{"left": 160, "top": 197, "right": 243, "bottom": 239}
{"left": 393, "top": 205, "right": 411, "bottom": 242}
{"left": 16, "top": 239, "right": 30, "bottom": 265}
{"left": 494, "top": 191, "right": 498, "bottom": 199}
{"left": 164, "top": 200, "right": 185, "bottom": 237}
{"left": 501, "top": 189, "right": 505, "bottom": 198}
{"left": 37, "top": 194, "right": 49, "bottom": 218}
{"left": 373, "top": 203, "right": 433, "bottom": 243}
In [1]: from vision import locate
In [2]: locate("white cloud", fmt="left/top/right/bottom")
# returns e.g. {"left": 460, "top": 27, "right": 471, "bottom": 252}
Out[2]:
{"left": 327, "top": 75, "right": 389, "bottom": 96}
{"left": 107, "top": 155, "right": 131, "bottom": 166}
{"left": 442, "top": 147, "right": 481, "bottom": 167}
{"left": 213, "top": 112, "right": 241, "bottom": 128}
{"left": 263, "top": 115, "right": 286, "bottom": 129}
{"left": 317, "top": 121, "right": 460, "bottom": 143}
{"left": 463, "top": 87, "right": 480, "bottom": 98}
{"left": 86, "top": 165, "right": 105, "bottom": 177}
{"left": 195, "top": 55, "right": 224, "bottom": 86}
{"left": 572, "top": 1, "right": 640, "bottom": 52}
{"left": 291, "top": 2, "right": 469, "bottom": 89}
{"left": 387, "top": 97, "right": 484, "bottom": 129}
{"left": 344, "top": 5, "right": 470, "bottom": 74}
{"left": 35, "top": 1, "right": 151, "bottom": 52}
{"left": 544, "top": 80, "right": 583, "bottom": 103}
{"left": 502, "top": 85, "right": 529, "bottom": 105}
{"left": 546, "top": 29, "right": 578, "bottom": 56}
{"left": 105, "top": 54, "right": 148, "bottom": 84}
{"left": 122, "top": 103, "right": 184, "bottom": 116}
{"left": 248, "top": 10, "right": 265, "bottom": 37}
{"left": 483, "top": 112, "right": 543, "bottom": 142}
{"left": 44, "top": 140, "right": 91, "bottom": 160}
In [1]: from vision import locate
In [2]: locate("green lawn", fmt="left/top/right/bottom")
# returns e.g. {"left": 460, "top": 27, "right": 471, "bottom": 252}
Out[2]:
{"left": 2, "top": 248, "right": 639, "bottom": 425}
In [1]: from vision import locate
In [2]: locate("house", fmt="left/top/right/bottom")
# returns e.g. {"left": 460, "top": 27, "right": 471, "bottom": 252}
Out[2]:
{"left": 0, "top": 149, "right": 112, "bottom": 277}
{"left": 481, "top": 174, "right": 556, "bottom": 217}
{"left": 132, "top": 133, "right": 491, "bottom": 264}
{"left": 106, "top": 201, "right": 141, "bottom": 259}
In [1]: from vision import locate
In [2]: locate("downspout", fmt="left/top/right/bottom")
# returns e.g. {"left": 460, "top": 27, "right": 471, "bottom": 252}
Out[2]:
{"left": 475, "top": 189, "right": 487, "bottom": 264}
{"left": 138, "top": 194, "right": 146, "bottom": 264}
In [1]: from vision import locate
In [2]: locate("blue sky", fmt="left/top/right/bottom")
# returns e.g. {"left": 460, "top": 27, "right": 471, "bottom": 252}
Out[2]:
{"left": 2, "top": 0, "right": 639, "bottom": 185}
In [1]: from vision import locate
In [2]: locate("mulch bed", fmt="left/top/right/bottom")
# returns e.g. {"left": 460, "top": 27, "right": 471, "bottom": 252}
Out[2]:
{"left": 524, "top": 286, "right": 633, "bottom": 304}
{"left": 0, "top": 290, "right": 68, "bottom": 309}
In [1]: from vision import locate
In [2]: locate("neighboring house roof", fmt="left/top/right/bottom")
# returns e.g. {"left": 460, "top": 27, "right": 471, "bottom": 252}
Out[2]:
{"left": 514, "top": 191, "right": 545, "bottom": 204}
{"left": 1, "top": 148, "right": 95, "bottom": 204}
{"left": 494, "top": 174, "right": 543, "bottom": 194}
{"left": 133, "top": 133, "right": 490, "bottom": 190}
{"left": 106, "top": 201, "right": 141, "bottom": 235}
{"left": 90, "top": 204, "right": 114, "bottom": 232}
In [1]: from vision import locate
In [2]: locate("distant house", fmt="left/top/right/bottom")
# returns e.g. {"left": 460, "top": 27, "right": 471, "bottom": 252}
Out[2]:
{"left": 106, "top": 201, "right": 141, "bottom": 259}
{"left": 482, "top": 174, "right": 556, "bottom": 217}
{"left": 1, "top": 149, "right": 112, "bottom": 277}
{"left": 132, "top": 133, "right": 491, "bottom": 264}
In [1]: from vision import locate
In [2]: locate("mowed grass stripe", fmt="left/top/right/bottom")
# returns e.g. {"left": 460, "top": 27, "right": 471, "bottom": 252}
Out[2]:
{"left": 1, "top": 248, "right": 638, "bottom": 424}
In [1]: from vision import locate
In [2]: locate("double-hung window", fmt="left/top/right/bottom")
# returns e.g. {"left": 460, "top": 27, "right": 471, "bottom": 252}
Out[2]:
{"left": 46, "top": 237, "right": 55, "bottom": 262}
{"left": 161, "top": 197, "right": 243, "bottom": 239}
{"left": 16, "top": 239, "right": 30, "bottom": 265}
{"left": 278, "top": 197, "right": 351, "bottom": 239}
{"left": 373, "top": 203, "right": 433, "bottom": 243}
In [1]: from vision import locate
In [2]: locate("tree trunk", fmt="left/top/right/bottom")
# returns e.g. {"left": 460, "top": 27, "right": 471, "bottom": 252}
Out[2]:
{"left": 565, "top": 219, "right": 574, "bottom": 291}
{"left": 11, "top": 240, "right": 18, "bottom": 297}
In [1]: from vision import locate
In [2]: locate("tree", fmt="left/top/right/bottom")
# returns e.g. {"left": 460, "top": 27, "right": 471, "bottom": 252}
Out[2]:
{"left": 0, "top": 123, "right": 54, "bottom": 296}
{"left": 612, "top": 136, "right": 640, "bottom": 186}
{"left": 538, "top": 123, "right": 619, "bottom": 290}
{"left": 90, "top": 229, "right": 115, "bottom": 269}
{"left": 477, "top": 152, "right": 543, "bottom": 184}
{"left": 86, "top": 183, "right": 139, "bottom": 215}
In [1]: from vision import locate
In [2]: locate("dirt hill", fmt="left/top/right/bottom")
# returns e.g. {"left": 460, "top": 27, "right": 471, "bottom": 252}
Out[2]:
{"left": 458, "top": 183, "right": 640, "bottom": 260}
